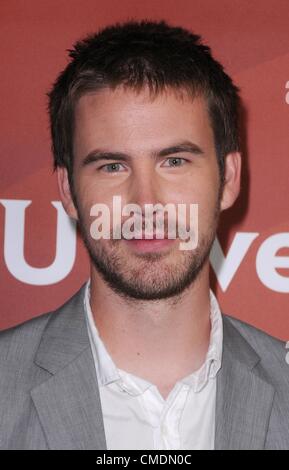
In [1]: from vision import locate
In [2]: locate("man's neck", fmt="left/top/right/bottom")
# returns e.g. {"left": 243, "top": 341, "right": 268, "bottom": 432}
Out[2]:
{"left": 89, "top": 263, "right": 212, "bottom": 399}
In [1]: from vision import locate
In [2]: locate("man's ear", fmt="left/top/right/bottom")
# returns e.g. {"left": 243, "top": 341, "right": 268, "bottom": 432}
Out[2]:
{"left": 57, "top": 167, "right": 78, "bottom": 220}
{"left": 220, "top": 151, "right": 242, "bottom": 211}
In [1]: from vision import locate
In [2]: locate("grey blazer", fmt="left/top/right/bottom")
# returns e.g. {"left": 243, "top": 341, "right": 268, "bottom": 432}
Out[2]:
{"left": 0, "top": 282, "right": 289, "bottom": 450}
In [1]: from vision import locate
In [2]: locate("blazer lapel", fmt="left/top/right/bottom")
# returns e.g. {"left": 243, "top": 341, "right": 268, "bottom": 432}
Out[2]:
{"left": 30, "top": 283, "right": 107, "bottom": 450}
{"left": 215, "top": 316, "right": 275, "bottom": 450}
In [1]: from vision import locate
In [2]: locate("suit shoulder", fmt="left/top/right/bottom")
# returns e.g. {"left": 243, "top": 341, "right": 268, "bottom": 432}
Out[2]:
{"left": 223, "top": 313, "right": 287, "bottom": 363}
{"left": 0, "top": 283, "right": 87, "bottom": 366}
{"left": 0, "top": 310, "right": 53, "bottom": 365}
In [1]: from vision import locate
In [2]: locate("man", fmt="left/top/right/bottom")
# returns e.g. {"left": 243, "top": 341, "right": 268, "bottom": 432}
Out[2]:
{"left": 0, "top": 19, "right": 288, "bottom": 450}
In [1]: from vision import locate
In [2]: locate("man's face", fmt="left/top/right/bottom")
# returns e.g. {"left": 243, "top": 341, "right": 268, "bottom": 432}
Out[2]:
{"left": 63, "top": 86, "right": 226, "bottom": 300}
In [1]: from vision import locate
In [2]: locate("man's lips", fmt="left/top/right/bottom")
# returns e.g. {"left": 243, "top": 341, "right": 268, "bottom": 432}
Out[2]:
{"left": 123, "top": 235, "right": 176, "bottom": 253}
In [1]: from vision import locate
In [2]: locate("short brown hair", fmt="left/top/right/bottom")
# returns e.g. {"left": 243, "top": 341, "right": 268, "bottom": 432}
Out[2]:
{"left": 47, "top": 19, "right": 241, "bottom": 187}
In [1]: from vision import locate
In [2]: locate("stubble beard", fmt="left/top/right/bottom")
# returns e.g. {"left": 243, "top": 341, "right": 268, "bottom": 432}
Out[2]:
{"left": 75, "top": 196, "right": 221, "bottom": 303}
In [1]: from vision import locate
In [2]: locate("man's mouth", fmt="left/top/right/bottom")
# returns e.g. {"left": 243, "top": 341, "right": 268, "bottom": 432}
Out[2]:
{"left": 123, "top": 234, "right": 176, "bottom": 253}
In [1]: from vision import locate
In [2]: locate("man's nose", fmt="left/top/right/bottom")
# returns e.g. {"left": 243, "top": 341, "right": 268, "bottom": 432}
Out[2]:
{"left": 127, "top": 169, "right": 163, "bottom": 210}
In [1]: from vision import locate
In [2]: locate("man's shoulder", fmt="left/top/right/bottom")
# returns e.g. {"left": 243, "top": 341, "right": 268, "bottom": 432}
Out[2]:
{"left": 222, "top": 313, "right": 288, "bottom": 381}
{"left": 223, "top": 313, "right": 286, "bottom": 350}
{"left": 0, "top": 283, "right": 87, "bottom": 365}
{"left": 0, "top": 309, "right": 54, "bottom": 365}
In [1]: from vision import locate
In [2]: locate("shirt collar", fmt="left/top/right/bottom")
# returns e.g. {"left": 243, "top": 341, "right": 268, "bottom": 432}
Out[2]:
{"left": 84, "top": 278, "right": 223, "bottom": 395}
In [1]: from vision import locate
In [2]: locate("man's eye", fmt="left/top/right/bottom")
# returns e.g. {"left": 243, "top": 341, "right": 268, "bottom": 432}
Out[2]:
{"left": 162, "top": 157, "right": 187, "bottom": 167}
{"left": 99, "top": 163, "right": 126, "bottom": 173}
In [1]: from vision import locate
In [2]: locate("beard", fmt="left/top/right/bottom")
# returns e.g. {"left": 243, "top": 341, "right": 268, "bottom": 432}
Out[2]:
{"left": 75, "top": 192, "right": 221, "bottom": 302}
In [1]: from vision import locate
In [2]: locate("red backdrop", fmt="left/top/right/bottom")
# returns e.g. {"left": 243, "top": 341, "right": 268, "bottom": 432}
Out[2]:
{"left": 1, "top": 0, "right": 289, "bottom": 340}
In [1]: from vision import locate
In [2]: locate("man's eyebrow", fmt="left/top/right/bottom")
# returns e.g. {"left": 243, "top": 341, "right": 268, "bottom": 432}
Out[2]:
{"left": 80, "top": 140, "right": 205, "bottom": 167}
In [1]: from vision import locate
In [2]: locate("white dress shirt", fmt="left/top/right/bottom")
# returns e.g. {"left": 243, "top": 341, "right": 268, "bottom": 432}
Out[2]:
{"left": 84, "top": 279, "right": 223, "bottom": 450}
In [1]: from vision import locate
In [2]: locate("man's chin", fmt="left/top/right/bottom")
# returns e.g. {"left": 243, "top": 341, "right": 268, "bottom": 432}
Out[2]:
{"left": 89, "top": 250, "right": 205, "bottom": 301}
